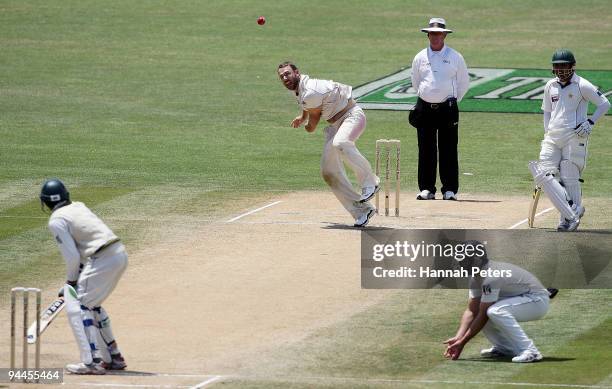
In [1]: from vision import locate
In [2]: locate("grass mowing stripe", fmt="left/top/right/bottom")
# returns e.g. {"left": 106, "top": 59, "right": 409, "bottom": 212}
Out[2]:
{"left": 0, "top": 186, "right": 135, "bottom": 240}
{"left": 1, "top": 0, "right": 611, "bottom": 386}
{"left": 229, "top": 290, "right": 462, "bottom": 380}
{"left": 510, "top": 317, "right": 612, "bottom": 386}
{"left": 0, "top": 187, "right": 282, "bottom": 303}
{"left": 225, "top": 289, "right": 611, "bottom": 388}
{"left": 202, "top": 376, "right": 612, "bottom": 389}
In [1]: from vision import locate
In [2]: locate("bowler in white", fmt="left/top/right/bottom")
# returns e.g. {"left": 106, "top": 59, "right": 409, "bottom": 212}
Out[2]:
{"left": 277, "top": 61, "right": 380, "bottom": 227}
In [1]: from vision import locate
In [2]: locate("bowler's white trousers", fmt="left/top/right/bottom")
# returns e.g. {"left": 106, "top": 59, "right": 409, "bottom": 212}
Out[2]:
{"left": 321, "top": 106, "right": 379, "bottom": 219}
{"left": 483, "top": 292, "right": 550, "bottom": 355}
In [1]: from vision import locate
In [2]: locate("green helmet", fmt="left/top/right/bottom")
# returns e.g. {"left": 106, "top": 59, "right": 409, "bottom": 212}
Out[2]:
{"left": 551, "top": 49, "right": 576, "bottom": 65}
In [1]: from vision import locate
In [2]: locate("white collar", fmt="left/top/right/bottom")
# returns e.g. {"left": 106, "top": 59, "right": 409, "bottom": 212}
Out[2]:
{"left": 428, "top": 45, "right": 447, "bottom": 56}
{"left": 297, "top": 74, "right": 310, "bottom": 96}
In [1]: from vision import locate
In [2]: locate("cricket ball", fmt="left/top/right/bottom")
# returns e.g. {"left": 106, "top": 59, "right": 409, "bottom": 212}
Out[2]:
{"left": 257, "top": 16, "right": 266, "bottom": 25}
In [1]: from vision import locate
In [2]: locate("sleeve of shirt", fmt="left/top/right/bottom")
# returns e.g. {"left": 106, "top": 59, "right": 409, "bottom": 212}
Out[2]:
{"left": 468, "top": 288, "right": 481, "bottom": 299}
{"left": 579, "top": 80, "right": 611, "bottom": 123}
{"left": 580, "top": 79, "right": 609, "bottom": 107}
{"left": 543, "top": 111, "right": 551, "bottom": 132}
{"left": 411, "top": 55, "right": 421, "bottom": 92}
{"left": 455, "top": 53, "right": 470, "bottom": 102}
{"left": 468, "top": 278, "right": 481, "bottom": 298}
{"left": 541, "top": 82, "right": 552, "bottom": 112}
{"left": 48, "top": 218, "right": 81, "bottom": 282}
{"left": 591, "top": 99, "right": 611, "bottom": 123}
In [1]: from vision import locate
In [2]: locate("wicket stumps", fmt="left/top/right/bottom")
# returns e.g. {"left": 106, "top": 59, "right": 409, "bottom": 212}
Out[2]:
{"left": 10, "top": 287, "right": 42, "bottom": 382}
{"left": 375, "top": 139, "right": 401, "bottom": 216}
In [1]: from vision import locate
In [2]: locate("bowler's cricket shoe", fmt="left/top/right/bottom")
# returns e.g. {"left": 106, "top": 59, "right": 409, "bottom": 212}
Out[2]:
{"left": 417, "top": 189, "right": 435, "bottom": 200}
{"left": 480, "top": 346, "right": 511, "bottom": 358}
{"left": 65, "top": 362, "right": 106, "bottom": 375}
{"left": 511, "top": 350, "right": 543, "bottom": 363}
{"left": 354, "top": 208, "right": 376, "bottom": 228}
{"left": 102, "top": 353, "right": 127, "bottom": 370}
{"left": 443, "top": 191, "right": 457, "bottom": 201}
{"left": 359, "top": 185, "right": 380, "bottom": 203}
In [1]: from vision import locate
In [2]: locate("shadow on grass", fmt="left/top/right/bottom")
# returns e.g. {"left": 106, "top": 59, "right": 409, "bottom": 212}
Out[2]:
{"left": 461, "top": 356, "right": 575, "bottom": 363}
{"left": 571, "top": 229, "right": 612, "bottom": 235}
{"left": 105, "top": 370, "right": 157, "bottom": 376}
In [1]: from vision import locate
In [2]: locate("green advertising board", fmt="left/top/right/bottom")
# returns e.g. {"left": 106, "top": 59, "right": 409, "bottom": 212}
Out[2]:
{"left": 354, "top": 68, "right": 611, "bottom": 114}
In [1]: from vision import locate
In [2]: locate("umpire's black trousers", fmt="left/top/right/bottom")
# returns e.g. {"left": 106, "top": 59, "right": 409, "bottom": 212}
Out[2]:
{"left": 410, "top": 97, "right": 459, "bottom": 194}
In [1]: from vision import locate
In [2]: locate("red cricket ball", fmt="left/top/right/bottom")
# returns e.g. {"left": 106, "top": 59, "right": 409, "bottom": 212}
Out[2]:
{"left": 257, "top": 16, "right": 266, "bottom": 25}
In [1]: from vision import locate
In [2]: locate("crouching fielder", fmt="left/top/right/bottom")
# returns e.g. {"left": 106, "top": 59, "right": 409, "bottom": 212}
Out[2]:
{"left": 40, "top": 179, "right": 128, "bottom": 374}
{"left": 529, "top": 49, "right": 610, "bottom": 231}
{"left": 277, "top": 62, "right": 380, "bottom": 227}
{"left": 444, "top": 247, "right": 550, "bottom": 363}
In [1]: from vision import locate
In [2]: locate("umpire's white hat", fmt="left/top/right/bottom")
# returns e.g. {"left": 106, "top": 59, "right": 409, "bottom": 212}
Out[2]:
{"left": 421, "top": 17, "right": 453, "bottom": 33}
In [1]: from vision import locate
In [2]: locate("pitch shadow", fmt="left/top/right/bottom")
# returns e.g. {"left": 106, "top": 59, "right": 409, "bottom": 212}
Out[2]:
{"left": 321, "top": 223, "right": 394, "bottom": 231}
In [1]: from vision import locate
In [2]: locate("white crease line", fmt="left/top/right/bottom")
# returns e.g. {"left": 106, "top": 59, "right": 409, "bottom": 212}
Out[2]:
{"left": 189, "top": 375, "right": 223, "bottom": 388}
{"left": 226, "top": 201, "right": 282, "bottom": 223}
{"left": 508, "top": 207, "right": 554, "bottom": 229}
{"left": 192, "top": 374, "right": 611, "bottom": 389}
{"left": 106, "top": 372, "right": 216, "bottom": 378}
{"left": 69, "top": 374, "right": 224, "bottom": 388}
{"left": 70, "top": 383, "right": 191, "bottom": 388}
{"left": 237, "top": 221, "right": 329, "bottom": 226}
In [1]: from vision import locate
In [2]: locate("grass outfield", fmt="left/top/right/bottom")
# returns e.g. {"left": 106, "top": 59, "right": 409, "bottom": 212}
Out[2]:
{"left": 218, "top": 291, "right": 612, "bottom": 388}
{"left": 1, "top": 0, "right": 611, "bottom": 387}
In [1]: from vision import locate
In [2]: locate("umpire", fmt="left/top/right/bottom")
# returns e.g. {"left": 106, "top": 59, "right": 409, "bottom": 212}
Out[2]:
{"left": 409, "top": 17, "right": 469, "bottom": 201}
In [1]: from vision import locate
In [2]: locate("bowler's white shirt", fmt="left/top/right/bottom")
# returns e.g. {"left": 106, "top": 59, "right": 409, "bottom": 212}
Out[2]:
{"left": 542, "top": 73, "right": 608, "bottom": 142}
{"left": 295, "top": 74, "right": 352, "bottom": 120}
{"left": 411, "top": 45, "right": 470, "bottom": 103}
{"left": 48, "top": 202, "right": 118, "bottom": 281}
{"left": 468, "top": 261, "right": 548, "bottom": 303}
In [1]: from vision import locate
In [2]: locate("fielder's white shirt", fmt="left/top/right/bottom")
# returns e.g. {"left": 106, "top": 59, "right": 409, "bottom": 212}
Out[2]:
{"left": 296, "top": 74, "right": 352, "bottom": 120}
{"left": 411, "top": 45, "right": 470, "bottom": 103}
{"left": 48, "top": 202, "right": 119, "bottom": 281}
{"left": 542, "top": 73, "right": 609, "bottom": 143}
{"left": 468, "top": 261, "right": 548, "bottom": 303}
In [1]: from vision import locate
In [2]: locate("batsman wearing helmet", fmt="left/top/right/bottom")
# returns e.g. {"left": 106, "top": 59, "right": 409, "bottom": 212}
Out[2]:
{"left": 529, "top": 49, "right": 610, "bottom": 231}
{"left": 40, "top": 179, "right": 128, "bottom": 374}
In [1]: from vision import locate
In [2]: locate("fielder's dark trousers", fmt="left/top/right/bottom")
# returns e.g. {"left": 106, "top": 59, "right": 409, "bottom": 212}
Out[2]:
{"left": 414, "top": 98, "right": 459, "bottom": 194}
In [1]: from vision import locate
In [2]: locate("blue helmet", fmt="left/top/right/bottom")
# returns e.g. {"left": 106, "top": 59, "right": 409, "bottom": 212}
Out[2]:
{"left": 40, "top": 179, "right": 70, "bottom": 210}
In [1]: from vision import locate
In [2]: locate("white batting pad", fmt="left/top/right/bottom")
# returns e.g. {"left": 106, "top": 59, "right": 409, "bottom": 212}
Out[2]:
{"left": 560, "top": 160, "right": 582, "bottom": 207}
{"left": 65, "top": 284, "right": 93, "bottom": 365}
{"left": 528, "top": 161, "right": 576, "bottom": 221}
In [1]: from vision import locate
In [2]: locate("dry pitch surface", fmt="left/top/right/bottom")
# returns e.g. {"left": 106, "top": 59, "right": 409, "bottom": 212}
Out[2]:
{"left": 0, "top": 191, "right": 582, "bottom": 388}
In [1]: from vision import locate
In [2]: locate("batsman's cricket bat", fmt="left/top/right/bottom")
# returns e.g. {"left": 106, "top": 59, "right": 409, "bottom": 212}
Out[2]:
{"left": 27, "top": 297, "right": 65, "bottom": 344}
{"left": 528, "top": 187, "right": 542, "bottom": 228}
